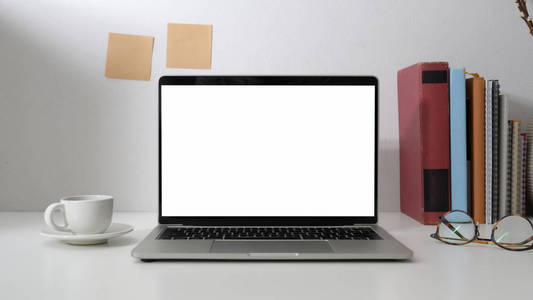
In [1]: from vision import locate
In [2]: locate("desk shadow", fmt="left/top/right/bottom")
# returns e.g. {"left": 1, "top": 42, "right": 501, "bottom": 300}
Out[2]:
{"left": 41, "top": 235, "right": 138, "bottom": 249}
{"left": 106, "top": 236, "right": 138, "bottom": 247}
{"left": 132, "top": 257, "right": 416, "bottom": 264}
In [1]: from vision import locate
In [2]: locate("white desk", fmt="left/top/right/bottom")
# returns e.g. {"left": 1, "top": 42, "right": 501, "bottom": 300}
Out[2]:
{"left": 1, "top": 212, "right": 531, "bottom": 300}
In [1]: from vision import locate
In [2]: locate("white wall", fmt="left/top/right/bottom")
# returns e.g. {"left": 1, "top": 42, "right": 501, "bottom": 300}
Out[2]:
{"left": 1, "top": 0, "right": 532, "bottom": 212}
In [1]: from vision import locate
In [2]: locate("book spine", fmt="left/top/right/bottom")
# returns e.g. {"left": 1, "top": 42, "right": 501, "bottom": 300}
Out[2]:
{"left": 485, "top": 80, "right": 493, "bottom": 224}
{"left": 510, "top": 120, "right": 521, "bottom": 215}
{"left": 420, "top": 65, "right": 451, "bottom": 224}
{"left": 450, "top": 68, "right": 468, "bottom": 212}
{"left": 506, "top": 121, "right": 513, "bottom": 216}
{"left": 491, "top": 81, "right": 500, "bottom": 221}
{"left": 466, "top": 77, "right": 486, "bottom": 224}
{"left": 498, "top": 95, "right": 508, "bottom": 218}
{"left": 525, "top": 117, "right": 533, "bottom": 217}
{"left": 520, "top": 133, "right": 527, "bottom": 216}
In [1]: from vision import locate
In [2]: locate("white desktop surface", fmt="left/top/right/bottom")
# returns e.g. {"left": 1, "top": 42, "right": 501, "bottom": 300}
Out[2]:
{"left": 1, "top": 212, "right": 531, "bottom": 300}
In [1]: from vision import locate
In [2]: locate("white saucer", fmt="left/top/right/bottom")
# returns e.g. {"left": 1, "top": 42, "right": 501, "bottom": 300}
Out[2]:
{"left": 40, "top": 223, "right": 134, "bottom": 245}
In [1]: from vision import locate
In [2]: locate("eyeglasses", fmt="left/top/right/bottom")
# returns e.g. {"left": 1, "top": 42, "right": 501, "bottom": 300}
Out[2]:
{"left": 430, "top": 210, "right": 533, "bottom": 251}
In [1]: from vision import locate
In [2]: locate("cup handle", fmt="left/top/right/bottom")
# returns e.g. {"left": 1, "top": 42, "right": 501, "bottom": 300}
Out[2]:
{"left": 44, "top": 202, "right": 70, "bottom": 232}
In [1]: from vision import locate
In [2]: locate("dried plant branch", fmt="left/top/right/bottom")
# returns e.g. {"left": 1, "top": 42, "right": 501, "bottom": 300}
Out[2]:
{"left": 516, "top": 0, "right": 533, "bottom": 37}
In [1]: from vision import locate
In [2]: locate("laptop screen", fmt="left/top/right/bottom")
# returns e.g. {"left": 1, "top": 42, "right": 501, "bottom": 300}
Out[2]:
{"left": 161, "top": 84, "right": 375, "bottom": 217}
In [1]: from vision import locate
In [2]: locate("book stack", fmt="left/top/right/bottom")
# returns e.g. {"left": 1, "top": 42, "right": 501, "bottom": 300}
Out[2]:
{"left": 398, "top": 62, "right": 529, "bottom": 225}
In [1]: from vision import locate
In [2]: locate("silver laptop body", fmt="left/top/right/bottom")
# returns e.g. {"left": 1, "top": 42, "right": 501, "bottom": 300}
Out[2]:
{"left": 132, "top": 76, "right": 412, "bottom": 261}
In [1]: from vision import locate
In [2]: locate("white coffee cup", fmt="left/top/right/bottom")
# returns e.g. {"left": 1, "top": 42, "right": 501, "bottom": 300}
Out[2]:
{"left": 44, "top": 195, "right": 113, "bottom": 234}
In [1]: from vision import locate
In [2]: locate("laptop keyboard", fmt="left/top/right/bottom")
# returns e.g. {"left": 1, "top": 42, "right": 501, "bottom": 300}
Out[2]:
{"left": 157, "top": 227, "right": 382, "bottom": 240}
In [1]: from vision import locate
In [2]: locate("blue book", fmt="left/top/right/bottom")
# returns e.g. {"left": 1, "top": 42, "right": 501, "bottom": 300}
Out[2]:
{"left": 450, "top": 68, "right": 468, "bottom": 211}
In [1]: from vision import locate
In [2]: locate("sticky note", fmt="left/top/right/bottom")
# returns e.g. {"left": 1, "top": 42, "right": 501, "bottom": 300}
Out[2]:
{"left": 105, "top": 33, "right": 154, "bottom": 81}
{"left": 166, "top": 23, "right": 212, "bottom": 69}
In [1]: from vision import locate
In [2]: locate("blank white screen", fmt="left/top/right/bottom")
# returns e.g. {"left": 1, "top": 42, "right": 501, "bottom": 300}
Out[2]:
{"left": 161, "top": 85, "right": 375, "bottom": 216}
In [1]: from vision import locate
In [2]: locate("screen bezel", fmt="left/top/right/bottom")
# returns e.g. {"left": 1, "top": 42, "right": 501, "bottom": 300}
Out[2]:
{"left": 159, "top": 76, "right": 378, "bottom": 225}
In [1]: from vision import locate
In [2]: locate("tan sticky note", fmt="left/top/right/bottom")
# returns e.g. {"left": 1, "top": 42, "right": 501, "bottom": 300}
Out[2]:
{"left": 166, "top": 23, "right": 212, "bottom": 69}
{"left": 105, "top": 33, "right": 154, "bottom": 81}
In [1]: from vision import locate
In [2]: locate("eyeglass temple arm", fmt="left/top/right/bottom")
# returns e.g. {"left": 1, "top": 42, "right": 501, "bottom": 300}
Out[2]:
{"left": 516, "top": 235, "right": 533, "bottom": 245}
{"left": 440, "top": 216, "right": 469, "bottom": 241}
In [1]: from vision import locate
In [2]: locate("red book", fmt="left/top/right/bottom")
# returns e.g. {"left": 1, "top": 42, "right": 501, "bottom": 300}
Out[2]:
{"left": 398, "top": 62, "right": 451, "bottom": 225}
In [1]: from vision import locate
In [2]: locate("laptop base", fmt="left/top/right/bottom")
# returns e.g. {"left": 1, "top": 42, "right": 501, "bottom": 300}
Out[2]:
{"left": 132, "top": 224, "right": 412, "bottom": 261}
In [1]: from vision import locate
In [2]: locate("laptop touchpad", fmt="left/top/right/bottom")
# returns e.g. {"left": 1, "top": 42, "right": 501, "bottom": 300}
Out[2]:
{"left": 210, "top": 241, "right": 333, "bottom": 253}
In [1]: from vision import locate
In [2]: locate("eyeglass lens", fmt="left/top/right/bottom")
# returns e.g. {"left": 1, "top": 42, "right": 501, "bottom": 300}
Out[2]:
{"left": 438, "top": 211, "right": 476, "bottom": 244}
{"left": 493, "top": 216, "right": 533, "bottom": 250}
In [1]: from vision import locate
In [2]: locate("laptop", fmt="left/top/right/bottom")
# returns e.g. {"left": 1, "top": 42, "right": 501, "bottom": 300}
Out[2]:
{"left": 131, "top": 76, "right": 412, "bottom": 261}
